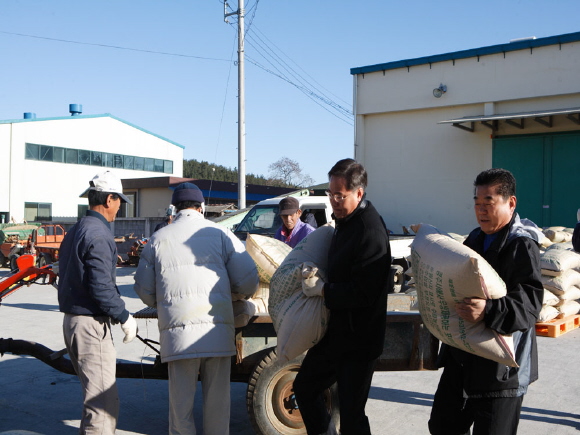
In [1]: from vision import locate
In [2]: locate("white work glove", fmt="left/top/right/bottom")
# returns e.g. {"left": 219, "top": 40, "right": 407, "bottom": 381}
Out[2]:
{"left": 301, "top": 262, "right": 325, "bottom": 298}
{"left": 121, "top": 314, "right": 138, "bottom": 344}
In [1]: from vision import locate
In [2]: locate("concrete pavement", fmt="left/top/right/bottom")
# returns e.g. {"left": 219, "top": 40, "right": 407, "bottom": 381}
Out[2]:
{"left": 0, "top": 267, "right": 579, "bottom": 434}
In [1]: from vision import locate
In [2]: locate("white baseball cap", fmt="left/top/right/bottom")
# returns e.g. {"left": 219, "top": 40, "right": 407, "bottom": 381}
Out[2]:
{"left": 80, "top": 170, "right": 132, "bottom": 204}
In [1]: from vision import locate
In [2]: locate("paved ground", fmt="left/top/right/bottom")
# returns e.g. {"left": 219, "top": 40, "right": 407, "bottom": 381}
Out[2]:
{"left": 1, "top": 267, "right": 579, "bottom": 434}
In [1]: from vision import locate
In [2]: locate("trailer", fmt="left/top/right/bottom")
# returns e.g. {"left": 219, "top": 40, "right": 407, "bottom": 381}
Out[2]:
{"left": 0, "top": 263, "right": 437, "bottom": 435}
{"left": 0, "top": 223, "right": 41, "bottom": 269}
{"left": 1, "top": 224, "right": 66, "bottom": 270}
{"left": 29, "top": 224, "right": 67, "bottom": 267}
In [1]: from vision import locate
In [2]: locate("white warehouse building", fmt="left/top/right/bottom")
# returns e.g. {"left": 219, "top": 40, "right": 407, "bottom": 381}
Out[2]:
{"left": 351, "top": 31, "right": 580, "bottom": 235}
{"left": 0, "top": 104, "right": 184, "bottom": 224}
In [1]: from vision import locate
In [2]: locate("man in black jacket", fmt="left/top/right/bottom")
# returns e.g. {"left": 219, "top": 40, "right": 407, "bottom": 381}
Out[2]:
{"left": 58, "top": 171, "right": 138, "bottom": 435}
{"left": 293, "top": 158, "right": 391, "bottom": 435}
{"left": 428, "top": 168, "right": 543, "bottom": 435}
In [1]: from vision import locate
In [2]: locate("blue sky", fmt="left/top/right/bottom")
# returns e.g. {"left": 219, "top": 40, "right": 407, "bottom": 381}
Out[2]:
{"left": 1, "top": 1, "right": 579, "bottom": 184}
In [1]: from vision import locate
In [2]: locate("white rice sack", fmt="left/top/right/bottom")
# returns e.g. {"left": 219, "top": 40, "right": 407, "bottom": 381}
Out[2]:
{"left": 540, "top": 238, "right": 553, "bottom": 249}
{"left": 248, "top": 296, "right": 268, "bottom": 315}
{"left": 542, "top": 289, "right": 559, "bottom": 306}
{"left": 545, "top": 241, "right": 574, "bottom": 251}
{"left": 448, "top": 233, "right": 467, "bottom": 243}
{"left": 557, "top": 300, "right": 580, "bottom": 319}
{"left": 246, "top": 234, "right": 292, "bottom": 283}
{"left": 543, "top": 229, "right": 572, "bottom": 243}
{"left": 411, "top": 224, "right": 517, "bottom": 367}
{"left": 540, "top": 269, "right": 580, "bottom": 295}
{"left": 537, "top": 305, "right": 559, "bottom": 323}
{"left": 563, "top": 227, "right": 575, "bottom": 234}
{"left": 556, "top": 286, "right": 580, "bottom": 306}
{"left": 540, "top": 248, "right": 580, "bottom": 275}
{"left": 546, "top": 226, "right": 566, "bottom": 232}
{"left": 253, "top": 280, "right": 270, "bottom": 300}
{"left": 269, "top": 223, "right": 335, "bottom": 362}
{"left": 233, "top": 299, "right": 256, "bottom": 328}
{"left": 274, "top": 292, "right": 329, "bottom": 362}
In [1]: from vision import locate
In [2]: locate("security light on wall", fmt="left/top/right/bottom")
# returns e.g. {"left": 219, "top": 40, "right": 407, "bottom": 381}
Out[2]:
{"left": 433, "top": 84, "right": 447, "bottom": 98}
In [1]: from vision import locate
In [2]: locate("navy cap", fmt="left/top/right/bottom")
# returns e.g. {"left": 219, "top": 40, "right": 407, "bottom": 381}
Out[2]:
{"left": 171, "top": 182, "right": 205, "bottom": 205}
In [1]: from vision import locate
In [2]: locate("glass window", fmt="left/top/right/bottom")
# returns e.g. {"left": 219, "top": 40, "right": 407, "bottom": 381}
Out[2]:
{"left": 53, "top": 147, "right": 65, "bottom": 163}
{"left": 134, "top": 157, "right": 144, "bottom": 171}
{"left": 78, "top": 150, "right": 90, "bottom": 165}
{"left": 38, "top": 203, "right": 52, "bottom": 221}
{"left": 39, "top": 145, "right": 53, "bottom": 161}
{"left": 113, "top": 154, "right": 123, "bottom": 168}
{"left": 91, "top": 151, "right": 103, "bottom": 166}
{"left": 118, "top": 192, "right": 136, "bottom": 218}
{"left": 24, "top": 202, "right": 52, "bottom": 222}
{"left": 124, "top": 155, "right": 134, "bottom": 170}
{"left": 103, "top": 153, "right": 114, "bottom": 167}
{"left": 164, "top": 160, "right": 173, "bottom": 174}
{"left": 144, "top": 158, "right": 155, "bottom": 171}
{"left": 154, "top": 159, "right": 164, "bottom": 172}
{"left": 25, "top": 143, "right": 40, "bottom": 160}
{"left": 66, "top": 149, "right": 78, "bottom": 164}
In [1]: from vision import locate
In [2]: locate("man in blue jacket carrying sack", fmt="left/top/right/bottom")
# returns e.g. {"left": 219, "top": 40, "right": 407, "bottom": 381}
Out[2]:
{"left": 58, "top": 170, "right": 138, "bottom": 435}
{"left": 428, "top": 168, "right": 543, "bottom": 435}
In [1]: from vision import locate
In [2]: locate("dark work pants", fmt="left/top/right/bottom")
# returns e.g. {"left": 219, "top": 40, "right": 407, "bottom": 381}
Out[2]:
{"left": 429, "top": 362, "right": 524, "bottom": 435}
{"left": 294, "top": 342, "right": 376, "bottom": 435}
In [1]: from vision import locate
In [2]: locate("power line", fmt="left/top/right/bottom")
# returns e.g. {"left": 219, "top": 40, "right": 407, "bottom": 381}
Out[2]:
{"left": 244, "top": 30, "right": 353, "bottom": 121}
{"left": 0, "top": 31, "right": 231, "bottom": 62}
{"left": 226, "top": 22, "right": 353, "bottom": 125}
{"left": 250, "top": 25, "right": 351, "bottom": 108}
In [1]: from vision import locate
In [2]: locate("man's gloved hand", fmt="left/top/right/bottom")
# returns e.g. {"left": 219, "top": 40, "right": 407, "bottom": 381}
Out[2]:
{"left": 121, "top": 314, "right": 138, "bottom": 344}
{"left": 301, "top": 262, "right": 325, "bottom": 298}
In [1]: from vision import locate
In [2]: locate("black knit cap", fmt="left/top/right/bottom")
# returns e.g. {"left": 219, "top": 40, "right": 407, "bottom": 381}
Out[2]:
{"left": 171, "top": 182, "right": 205, "bottom": 205}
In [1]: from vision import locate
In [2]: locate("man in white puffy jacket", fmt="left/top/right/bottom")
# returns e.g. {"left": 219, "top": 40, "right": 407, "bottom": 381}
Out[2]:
{"left": 134, "top": 182, "right": 259, "bottom": 435}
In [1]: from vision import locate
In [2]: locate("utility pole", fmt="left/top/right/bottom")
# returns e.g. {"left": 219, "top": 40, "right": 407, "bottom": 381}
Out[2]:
{"left": 225, "top": 0, "right": 246, "bottom": 210}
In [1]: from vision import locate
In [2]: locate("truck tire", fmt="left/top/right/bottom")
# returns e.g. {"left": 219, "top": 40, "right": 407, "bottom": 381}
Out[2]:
{"left": 10, "top": 254, "right": 20, "bottom": 272}
{"left": 388, "top": 264, "right": 405, "bottom": 293}
{"left": 37, "top": 253, "right": 52, "bottom": 268}
{"left": 246, "top": 349, "right": 339, "bottom": 435}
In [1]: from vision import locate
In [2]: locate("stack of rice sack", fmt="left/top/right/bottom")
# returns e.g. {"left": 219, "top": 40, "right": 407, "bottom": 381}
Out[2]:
{"left": 411, "top": 224, "right": 517, "bottom": 367}
{"left": 269, "top": 223, "right": 335, "bottom": 363}
{"left": 234, "top": 234, "right": 292, "bottom": 328}
{"left": 538, "top": 226, "right": 580, "bottom": 323}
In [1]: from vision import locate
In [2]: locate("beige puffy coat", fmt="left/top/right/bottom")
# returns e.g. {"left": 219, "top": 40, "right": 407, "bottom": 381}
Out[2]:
{"left": 134, "top": 209, "right": 259, "bottom": 362}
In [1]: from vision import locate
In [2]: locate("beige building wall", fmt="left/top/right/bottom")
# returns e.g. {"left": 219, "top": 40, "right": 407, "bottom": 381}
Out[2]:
{"left": 138, "top": 188, "right": 173, "bottom": 217}
{"left": 353, "top": 37, "right": 580, "bottom": 234}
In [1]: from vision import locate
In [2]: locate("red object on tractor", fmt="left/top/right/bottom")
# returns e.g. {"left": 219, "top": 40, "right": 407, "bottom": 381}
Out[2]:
{"left": 0, "top": 254, "right": 57, "bottom": 302}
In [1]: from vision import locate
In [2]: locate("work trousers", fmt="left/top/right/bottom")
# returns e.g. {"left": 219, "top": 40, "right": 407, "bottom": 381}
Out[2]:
{"left": 63, "top": 314, "right": 119, "bottom": 435}
{"left": 293, "top": 342, "right": 376, "bottom": 435}
{"left": 168, "top": 356, "right": 231, "bottom": 435}
{"left": 429, "top": 362, "right": 524, "bottom": 435}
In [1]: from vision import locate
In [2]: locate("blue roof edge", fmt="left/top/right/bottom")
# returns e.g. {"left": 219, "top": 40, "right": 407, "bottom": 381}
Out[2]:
{"left": 350, "top": 31, "right": 580, "bottom": 75}
{"left": 0, "top": 113, "right": 185, "bottom": 149}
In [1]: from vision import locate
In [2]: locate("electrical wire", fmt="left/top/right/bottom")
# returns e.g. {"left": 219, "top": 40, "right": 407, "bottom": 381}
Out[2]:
{"left": 250, "top": 25, "right": 351, "bottom": 108}
{"left": 244, "top": 30, "right": 353, "bottom": 123}
{"left": 0, "top": 30, "right": 231, "bottom": 62}
{"left": 225, "top": 21, "right": 353, "bottom": 125}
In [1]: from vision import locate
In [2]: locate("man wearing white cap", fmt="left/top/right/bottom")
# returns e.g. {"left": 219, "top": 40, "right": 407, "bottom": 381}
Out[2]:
{"left": 134, "top": 182, "right": 259, "bottom": 435}
{"left": 58, "top": 170, "right": 138, "bottom": 435}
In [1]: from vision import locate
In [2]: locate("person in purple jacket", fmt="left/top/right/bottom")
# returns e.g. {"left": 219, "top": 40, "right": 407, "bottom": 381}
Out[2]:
{"left": 274, "top": 196, "right": 315, "bottom": 248}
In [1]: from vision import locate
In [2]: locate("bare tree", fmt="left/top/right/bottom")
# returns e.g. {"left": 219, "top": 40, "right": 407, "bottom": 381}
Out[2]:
{"left": 268, "top": 157, "right": 315, "bottom": 188}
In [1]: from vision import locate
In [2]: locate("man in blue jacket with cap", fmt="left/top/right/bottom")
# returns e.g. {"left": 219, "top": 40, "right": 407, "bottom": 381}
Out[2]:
{"left": 58, "top": 170, "right": 138, "bottom": 435}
